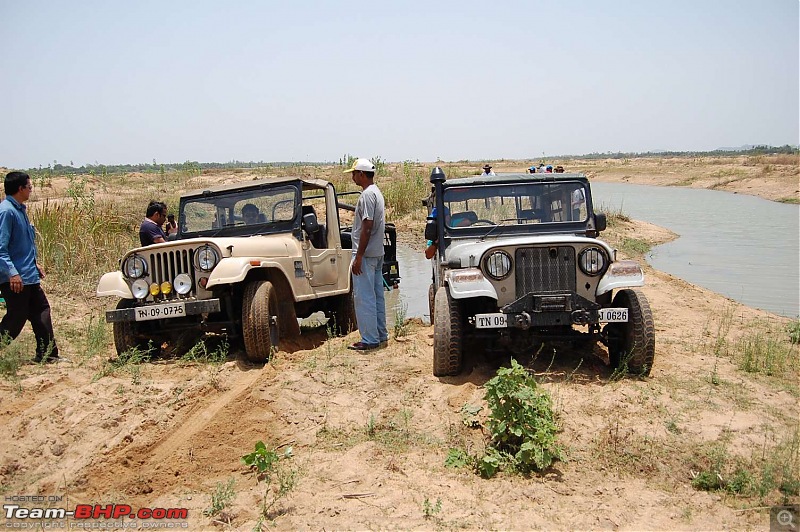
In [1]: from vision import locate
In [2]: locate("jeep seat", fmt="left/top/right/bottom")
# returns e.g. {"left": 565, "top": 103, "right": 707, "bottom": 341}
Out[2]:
{"left": 450, "top": 210, "right": 478, "bottom": 227}
{"left": 302, "top": 205, "right": 327, "bottom": 248}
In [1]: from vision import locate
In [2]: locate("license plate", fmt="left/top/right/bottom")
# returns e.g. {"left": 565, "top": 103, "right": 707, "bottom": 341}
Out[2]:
{"left": 599, "top": 308, "right": 628, "bottom": 322}
{"left": 475, "top": 313, "right": 508, "bottom": 329}
{"left": 134, "top": 302, "right": 186, "bottom": 322}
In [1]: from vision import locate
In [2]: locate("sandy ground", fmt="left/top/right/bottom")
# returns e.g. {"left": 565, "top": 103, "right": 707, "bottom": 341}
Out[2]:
{"left": 0, "top": 156, "right": 798, "bottom": 531}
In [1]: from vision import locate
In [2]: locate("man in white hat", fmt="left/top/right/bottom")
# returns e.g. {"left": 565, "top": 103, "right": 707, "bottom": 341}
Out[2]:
{"left": 344, "top": 158, "right": 388, "bottom": 350}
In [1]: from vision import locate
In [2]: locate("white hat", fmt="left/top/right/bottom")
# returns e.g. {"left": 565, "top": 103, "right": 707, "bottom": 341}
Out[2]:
{"left": 344, "top": 158, "right": 376, "bottom": 173}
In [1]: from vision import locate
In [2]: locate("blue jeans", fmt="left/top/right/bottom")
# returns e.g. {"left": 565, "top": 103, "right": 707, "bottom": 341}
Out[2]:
{"left": 352, "top": 253, "right": 388, "bottom": 345}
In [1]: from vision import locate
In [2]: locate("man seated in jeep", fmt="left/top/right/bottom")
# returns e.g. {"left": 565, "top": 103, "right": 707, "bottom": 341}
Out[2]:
{"left": 241, "top": 203, "right": 261, "bottom": 225}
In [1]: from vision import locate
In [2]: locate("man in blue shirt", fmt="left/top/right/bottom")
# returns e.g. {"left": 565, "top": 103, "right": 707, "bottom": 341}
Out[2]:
{"left": 139, "top": 201, "right": 168, "bottom": 246}
{"left": 0, "top": 171, "right": 59, "bottom": 363}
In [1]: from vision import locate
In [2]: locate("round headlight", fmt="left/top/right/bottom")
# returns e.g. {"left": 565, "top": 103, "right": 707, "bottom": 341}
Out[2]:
{"left": 160, "top": 281, "right": 172, "bottom": 295}
{"left": 174, "top": 273, "right": 192, "bottom": 295}
{"left": 122, "top": 254, "right": 147, "bottom": 279}
{"left": 484, "top": 250, "right": 512, "bottom": 280}
{"left": 131, "top": 279, "right": 149, "bottom": 299}
{"left": 149, "top": 283, "right": 160, "bottom": 297}
{"left": 579, "top": 247, "right": 607, "bottom": 276}
{"left": 195, "top": 245, "right": 219, "bottom": 272}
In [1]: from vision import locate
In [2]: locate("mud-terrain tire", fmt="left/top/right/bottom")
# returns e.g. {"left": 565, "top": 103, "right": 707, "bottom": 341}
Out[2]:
{"left": 112, "top": 299, "right": 154, "bottom": 356}
{"left": 331, "top": 289, "right": 357, "bottom": 336}
{"left": 242, "top": 280, "right": 279, "bottom": 363}
{"left": 428, "top": 283, "right": 436, "bottom": 325}
{"left": 433, "top": 286, "right": 463, "bottom": 376}
{"left": 607, "top": 289, "right": 655, "bottom": 376}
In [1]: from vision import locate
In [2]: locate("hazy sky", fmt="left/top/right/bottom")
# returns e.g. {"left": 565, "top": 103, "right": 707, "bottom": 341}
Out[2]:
{"left": 1, "top": 0, "right": 798, "bottom": 168}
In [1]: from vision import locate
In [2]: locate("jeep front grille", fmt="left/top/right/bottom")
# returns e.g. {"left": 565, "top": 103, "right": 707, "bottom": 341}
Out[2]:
{"left": 515, "top": 246, "right": 576, "bottom": 296}
{"left": 148, "top": 249, "right": 197, "bottom": 296}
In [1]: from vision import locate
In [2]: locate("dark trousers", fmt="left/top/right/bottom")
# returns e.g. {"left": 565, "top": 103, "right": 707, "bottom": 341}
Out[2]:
{"left": 0, "top": 283, "right": 59, "bottom": 359}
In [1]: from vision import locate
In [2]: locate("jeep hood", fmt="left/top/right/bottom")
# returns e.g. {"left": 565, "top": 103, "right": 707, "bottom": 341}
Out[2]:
{"left": 134, "top": 235, "right": 302, "bottom": 258}
{"left": 444, "top": 235, "right": 615, "bottom": 268}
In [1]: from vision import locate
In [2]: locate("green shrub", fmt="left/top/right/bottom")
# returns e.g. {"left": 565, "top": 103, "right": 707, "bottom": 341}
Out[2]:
{"left": 479, "top": 359, "right": 563, "bottom": 477}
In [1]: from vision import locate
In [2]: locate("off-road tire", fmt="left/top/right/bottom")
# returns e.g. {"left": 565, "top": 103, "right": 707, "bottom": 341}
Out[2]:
{"left": 433, "top": 286, "right": 463, "bottom": 376}
{"left": 428, "top": 283, "right": 436, "bottom": 325}
{"left": 608, "top": 288, "right": 655, "bottom": 376}
{"left": 242, "top": 280, "right": 279, "bottom": 363}
{"left": 331, "top": 289, "right": 357, "bottom": 336}
{"left": 112, "top": 299, "right": 153, "bottom": 356}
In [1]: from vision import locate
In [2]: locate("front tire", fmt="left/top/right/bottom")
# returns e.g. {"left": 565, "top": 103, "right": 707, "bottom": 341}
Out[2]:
{"left": 242, "top": 280, "right": 279, "bottom": 363}
{"left": 607, "top": 289, "right": 655, "bottom": 376}
{"left": 112, "top": 299, "right": 154, "bottom": 356}
{"left": 433, "top": 286, "right": 463, "bottom": 376}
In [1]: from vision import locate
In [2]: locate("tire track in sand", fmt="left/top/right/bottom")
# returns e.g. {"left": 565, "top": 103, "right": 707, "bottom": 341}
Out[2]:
{"left": 82, "top": 366, "right": 267, "bottom": 497}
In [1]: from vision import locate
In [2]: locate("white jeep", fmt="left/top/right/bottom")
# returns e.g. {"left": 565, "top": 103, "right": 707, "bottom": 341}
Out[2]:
{"left": 96, "top": 176, "right": 399, "bottom": 362}
{"left": 424, "top": 168, "right": 655, "bottom": 376}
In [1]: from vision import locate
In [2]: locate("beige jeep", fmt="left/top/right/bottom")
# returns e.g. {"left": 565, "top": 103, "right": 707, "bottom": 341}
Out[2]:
{"left": 96, "top": 176, "right": 399, "bottom": 362}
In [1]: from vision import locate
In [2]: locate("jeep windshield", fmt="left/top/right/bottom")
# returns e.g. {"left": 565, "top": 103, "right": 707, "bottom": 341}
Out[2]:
{"left": 178, "top": 185, "right": 298, "bottom": 237}
{"left": 441, "top": 181, "right": 588, "bottom": 229}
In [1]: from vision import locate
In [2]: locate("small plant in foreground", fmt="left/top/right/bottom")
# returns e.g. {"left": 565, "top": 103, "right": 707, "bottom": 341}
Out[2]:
{"left": 445, "top": 448, "right": 473, "bottom": 469}
{"left": 690, "top": 427, "right": 800, "bottom": 500}
{"left": 0, "top": 333, "right": 25, "bottom": 391}
{"left": 180, "top": 337, "right": 229, "bottom": 364}
{"left": 93, "top": 344, "right": 152, "bottom": 383}
{"left": 203, "top": 478, "right": 235, "bottom": 518}
{"left": 477, "top": 358, "right": 563, "bottom": 478}
{"left": 241, "top": 441, "right": 298, "bottom": 520}
{"left": 393, "top": 302, "right": 409, "bottom": 339}
{"left": 422, "top": 497, "right": 442, "bottom": 519}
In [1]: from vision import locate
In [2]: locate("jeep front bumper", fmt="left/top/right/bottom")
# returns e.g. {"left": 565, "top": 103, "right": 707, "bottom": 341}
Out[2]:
{"left": 105, "top": 299, "right": 221, "bottom": 323}
{"left": 471, "top": 292, "right": 628, "bottom": 329}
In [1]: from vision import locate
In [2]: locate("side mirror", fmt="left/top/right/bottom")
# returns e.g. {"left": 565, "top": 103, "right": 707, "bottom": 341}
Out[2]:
{"left": 595, "top": 213, "right": 607, "bottom": 233}
{"left": 302, "top": 212, "right": 320, "bottom": 234}
{"left": 424, "top": 217, "right": 438, "bottom": 242}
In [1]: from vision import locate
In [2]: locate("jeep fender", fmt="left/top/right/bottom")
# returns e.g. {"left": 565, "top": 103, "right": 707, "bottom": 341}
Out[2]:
{"left": 444, "top": 268, "right": 498, "bottom": 301}
{"left": 597, "top": 260, "right": 645, "bottom": 296}
{"left": 96, "top": 271, "right": 133, "bottom": 298}
{"left": 206, "top": 257, "right": 291, "bottom": 289}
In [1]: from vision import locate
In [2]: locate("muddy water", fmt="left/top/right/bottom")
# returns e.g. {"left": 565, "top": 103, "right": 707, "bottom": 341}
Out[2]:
{"left": 385, "top": 183, "right": 799, "bottom": 321}
{"left": 592, "top": 183, "right": 799, "bottom": 318}
{"left": 385, "top": 245, "right": 434, "bottom": 326}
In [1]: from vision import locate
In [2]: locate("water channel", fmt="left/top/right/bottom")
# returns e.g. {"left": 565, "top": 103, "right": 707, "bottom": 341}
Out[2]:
{"left": 385, "top": 183, "right": 799, "bottom": 322}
